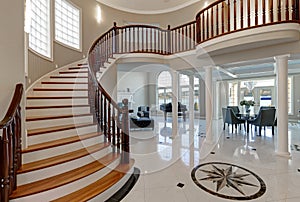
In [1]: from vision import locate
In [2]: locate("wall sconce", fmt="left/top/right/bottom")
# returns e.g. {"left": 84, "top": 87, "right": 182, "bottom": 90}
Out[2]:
{"left": 96, "top": 5, "right": 102, "bottom": 24}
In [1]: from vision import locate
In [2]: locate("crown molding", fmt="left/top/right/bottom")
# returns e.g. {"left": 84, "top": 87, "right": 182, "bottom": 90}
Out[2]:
{"left": 96, "top": 0, "right": 201, "bottom": 15}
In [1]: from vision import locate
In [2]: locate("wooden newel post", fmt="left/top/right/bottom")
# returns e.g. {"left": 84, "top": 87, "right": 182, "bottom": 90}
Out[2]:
{"left": 121, "top": 98, "right": 129, "bottom": 164}
{"left": 1, "top": 129, "right": 10, "bottom": 202}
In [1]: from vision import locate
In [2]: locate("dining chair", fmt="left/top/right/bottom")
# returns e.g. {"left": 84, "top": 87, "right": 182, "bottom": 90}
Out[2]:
{"left": 248, "top": 108, "right": 276, "bottom": 135}
{"left": 222, "top": 108, "right": 246, "bottom": 132}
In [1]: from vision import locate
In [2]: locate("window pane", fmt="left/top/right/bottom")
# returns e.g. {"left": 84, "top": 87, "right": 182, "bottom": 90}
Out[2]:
{"left": 55, "top": 0, "right": 81, "bottom": 50}
{"left": 29, "top": 0, "right": 51, "bottom": 58}
{"left": 158, "top": 71, "right": 172, "bottom": 105}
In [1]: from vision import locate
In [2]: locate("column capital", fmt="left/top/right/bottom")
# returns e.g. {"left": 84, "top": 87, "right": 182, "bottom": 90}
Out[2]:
{"left": 274, "top": 54, "right": 290, "bottom": 61}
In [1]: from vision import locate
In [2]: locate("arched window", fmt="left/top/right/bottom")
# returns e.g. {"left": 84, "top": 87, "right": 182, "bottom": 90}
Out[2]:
{"left": 157, "top": 71, "right": 172, "bottom": 105}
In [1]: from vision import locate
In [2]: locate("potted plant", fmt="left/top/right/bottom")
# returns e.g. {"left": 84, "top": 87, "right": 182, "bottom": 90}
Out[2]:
{"left": 240, "top": 100, "right": 255, "bottom": 113}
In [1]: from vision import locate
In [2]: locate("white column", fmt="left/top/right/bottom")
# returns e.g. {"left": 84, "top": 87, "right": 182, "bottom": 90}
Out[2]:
{"left": 189, "top": 75, "right": 195, "bottom": 130}
{"left": 204, "top": 66, "right": 213, "bottom": 144}
{"left": 214, "top": 81, "right": 220, "bottom": 119}
{"left": 275, "top": 55, "right": 290, "bottom": 158}
{"left": 172, "top": 70, "right": 178, "bottom": 137}
{"left": 237, "top": 81, "right": 241, "bottom": 106}
{"left": 273, "top": 63, "right": 277, "bottom": 107}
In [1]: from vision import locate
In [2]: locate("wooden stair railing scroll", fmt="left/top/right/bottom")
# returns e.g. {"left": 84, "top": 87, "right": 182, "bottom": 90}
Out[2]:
{"left": 0, "top": 83, "right": 23, "bottom": 202}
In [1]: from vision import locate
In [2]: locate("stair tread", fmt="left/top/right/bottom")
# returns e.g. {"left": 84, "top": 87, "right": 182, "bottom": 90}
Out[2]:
{"left": 10, "top": 153, "right": 119, "bottom": 199}
{"left": 26, "top": 113, "right": 92, "bottom": 121}
{"left": 68, "top": 67, "right": 88, "bottom": 70}
{"left": 33, "top": 88, "right": 88, "bottom": 91}
{"left": 19, "top": 141, "right": 108, "bottom": 173}
{"left": 27, "top": 123, "right": 96, "bottom": 136}
{"left": 51, "top": 159, "right": 134, "bottom": 202}
{"left": 26, "top": 105, "right": 90, "bottom": 110}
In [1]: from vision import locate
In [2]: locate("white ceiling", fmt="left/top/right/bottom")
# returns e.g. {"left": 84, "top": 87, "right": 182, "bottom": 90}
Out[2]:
{"left": 96, "top": 0, "right": 201, "bottom": 14}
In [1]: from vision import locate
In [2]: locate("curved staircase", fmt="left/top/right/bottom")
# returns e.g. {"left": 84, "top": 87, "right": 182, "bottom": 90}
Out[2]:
{"left": 10, "top": 62, "right": 134, "bottom": 202}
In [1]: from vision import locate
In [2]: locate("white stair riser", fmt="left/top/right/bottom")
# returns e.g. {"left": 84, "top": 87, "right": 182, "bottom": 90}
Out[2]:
{"left": 27, "top": 98, "right": 89, "bottom": 106}
{"left": 29, "top": 90, "right": 88, "bottom": 97}
{"left": 18, "top": 146, "right": 112, "bottom": 185}
{"left": 11, "top": 157, "right": 121, "bottom": 202}
{"left": 40, "top": 84, "right": 88, "bottom": 89}
{"left": 104, "top": 63, "right": 110, "bottom": 68}
{"left": 58, "top": 73, "right": 88, "bottom": 77}
{"left": 42, "top": 75, "right": 88, "bottom": 82}
{"left": 107, "top": 58, "right": 115, "bottom": 63}
{"left": 28, "top": 125, "right": 98, "bottom": 145}
{"left": 23, "top": 135, "right": 104, "bottom": 164}
{"left": 26, "top": 106, "right": 91, "bottom": 116}
{"left": 26, "top": 115, "right": 93, "bottom": 130}
{"left": 67, "top": 68, "right": 88, "bottom": 72}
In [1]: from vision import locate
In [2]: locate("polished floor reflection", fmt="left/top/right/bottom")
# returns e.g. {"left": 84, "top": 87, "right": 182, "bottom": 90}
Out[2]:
{"left": 122, "top": 116, "right": 300, "bottom": 202}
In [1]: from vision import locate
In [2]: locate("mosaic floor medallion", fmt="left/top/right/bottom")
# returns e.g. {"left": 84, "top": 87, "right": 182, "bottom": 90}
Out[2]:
{"left": 191, "top": 162, "right": 266, "bottom": 200}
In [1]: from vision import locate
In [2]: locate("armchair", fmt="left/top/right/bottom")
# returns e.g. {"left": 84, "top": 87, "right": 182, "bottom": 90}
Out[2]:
{"left": 137, "top": 106, "right": 150, "bottom": 118}
{"left": 248, "top": 108, "right": 276, "bottom": 135}
{"left": 222, "top": 108, "right": 246, "bottom": 132}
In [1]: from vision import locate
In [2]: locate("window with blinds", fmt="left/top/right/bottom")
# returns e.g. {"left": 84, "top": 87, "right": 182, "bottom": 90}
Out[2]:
{"left": 228, "top": 82, "right": 238, "bottom": 106}
{"left": 29, "top": 0, "right": 51, "bottom": 58}
{"left": 55, "top": 0, "right": 81, "bottom": 50}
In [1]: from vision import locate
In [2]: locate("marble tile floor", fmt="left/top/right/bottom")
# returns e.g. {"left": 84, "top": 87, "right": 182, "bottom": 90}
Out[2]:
{"left": 121, "top": 116, "right": 300, "bottom": 202}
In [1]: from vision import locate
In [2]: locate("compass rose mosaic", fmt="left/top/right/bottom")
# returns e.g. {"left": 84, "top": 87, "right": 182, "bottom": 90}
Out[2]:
{"left": 191, "top": 162, "right": 266, "bottom": 200}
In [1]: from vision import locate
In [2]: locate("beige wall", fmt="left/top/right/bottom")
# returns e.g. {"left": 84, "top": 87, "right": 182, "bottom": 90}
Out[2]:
{"left": 27, "top": 0, "right": 207, "bottom": 86}
{"left": 100, "top": 64, "right": 118, "bottom": 100}
{"left": 0, "top": 1, "right": 25, "bottom": 120}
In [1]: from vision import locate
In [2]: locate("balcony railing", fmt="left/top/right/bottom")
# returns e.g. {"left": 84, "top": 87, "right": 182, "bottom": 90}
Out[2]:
{"left": 196, "top": 0, "right": 300, "bottom": 43}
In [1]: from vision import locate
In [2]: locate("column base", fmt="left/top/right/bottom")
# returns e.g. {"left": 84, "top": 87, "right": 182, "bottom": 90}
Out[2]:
{"left": 275, "top": 151, "right": 291, "bottom": 158}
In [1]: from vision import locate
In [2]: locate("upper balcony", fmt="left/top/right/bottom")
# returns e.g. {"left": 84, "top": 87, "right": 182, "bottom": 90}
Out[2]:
{"left": 89, "top": 0, "right": 300, "bottom": 74}
{"left": 196, "top": 0, "right": 300, "bottom": 58}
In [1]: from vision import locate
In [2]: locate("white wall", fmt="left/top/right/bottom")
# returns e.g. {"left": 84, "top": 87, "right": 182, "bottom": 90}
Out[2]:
{"left": 0, "top": 2, "right": 25, "bottom": 120}
{"left": 117, "top": 71, "right": 150, "bottom": 111}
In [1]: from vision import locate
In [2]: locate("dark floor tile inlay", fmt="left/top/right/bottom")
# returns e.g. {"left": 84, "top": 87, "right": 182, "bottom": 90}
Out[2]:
{"left": 191, "top": 162, "right": 266, "bottom": 200}
{"left": 177, "top": 182, "right": 185, "bottom": 188}
{"left": 106, "top": 167, "right": 140, "bottom": 202}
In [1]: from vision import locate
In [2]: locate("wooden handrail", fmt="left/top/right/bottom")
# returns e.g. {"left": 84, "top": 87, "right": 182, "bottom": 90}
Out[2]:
{"left": 0, "top": 83, "right": 23, "bottom": 202}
